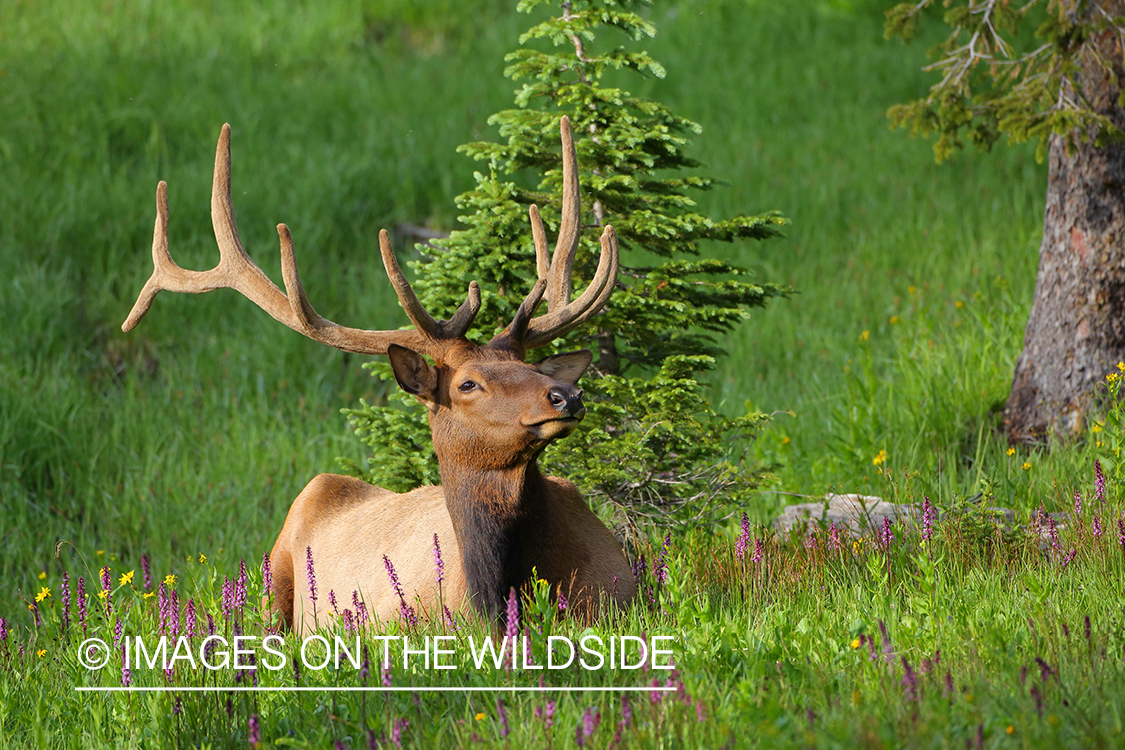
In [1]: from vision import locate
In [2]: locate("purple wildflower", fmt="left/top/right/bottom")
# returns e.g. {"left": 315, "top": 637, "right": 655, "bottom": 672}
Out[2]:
{"left": 169, "top": 588, "right": 180, "bottom": 639}
{"left": 121, "top": 649, "right": 132, "bottom": 687}
{"left": 750, "top": 538, "right": 764, "bottom": 564}
{"left": 631, "top": 554, "right": 646, "bottom": 588}
{"left": 248, "top": 713, "right": 260, "bottom": 746}
{"left": 221, "top": 578, "right": 235, "bottom": 620}
{"left": 235, "top": 559, "right": 248, "bottom": 611}
{"left": 0, "top": 618, "right": 7, "bottom": 643}
{"left": 382, "top": 662, "right": 392, "bottom": 687}
{"left": 101, "top": 566, "right": 112, "bottom": 615}
{"left": 1048, "top": 516, "right": 1060, "bottom": 551}
{"left": 352, "top": 591, "right": 369, "bottom": 628}
{"left": 30, "top": 602, "right": 41, "bottom": 628}
{"left": 828, "top": 521, "right": 842, "bottom": 551}
{"left": 382, "top": 554, "right": 417, "bottom": 626}
{"left": 61, "top": 572, "right": 71, "bottom": 631}
{"left": 805, "top": 532, "right": 817, "bottom": 551}
{"left": 141, "top": 553, "right": 151, "bottom": 590}
{"left": 505, "top": 587, "right": 519, "bottom": 639}
{"left": 391, "top": 718, "right": 408, "bottom": 747}
{"left": 557, "top": 588, "right": 569, "bottom": 614}
{"left": 433, "top": 533, "right": 445, "bottom": 585}
{"left": 443, "top": 605, "right": 457, "bottom": 630}
{"left": 1095, "top": 460, "right": 1105, "bottom": 503}
{"left": 1085, "top": 615, "right": 1092, "bottom": 642}
{"left": 172, "top": 697, "right": 182, "bottom": 716}
{"left": 878, "top": 620, "right": 894, "bottom": 663}
{"left": 306, "top": 546, "right": 318, "bottom": 607}
{"left": 77, "top": 577, "right": 87, "bottom": 633}
{"left": 921, "top": 497, "right": 937, "bottom": 542}
{"left": 544, "top": 700, "right": 556, "bottom": 729}
{"left": 1035, "top": 656, "right": 1055, "bottom": 681}
{"left": 261, "top": 553, "right": 272, "bottom": 594}
{"left": 901, "top": 657, "right": 918, "bottom": 701}
{"left": 735, "top": 512, "right": 751, "bottom": 561}
{"left": 1074, "top": 489, "right": 1083, "bottom": 517}
{"left": 113, "top": 617, "right": 123, "bottom": 648}
{"left": 360, "top": 645, "right": 370, "bottom": 682}
{"left": 943, "top": 671, "right": 954, "bottom": 699}
{"left": 498, "top": 697, "right": 510, "bottom": 739}
{"left": 652, "top": 534, "right": 670, "bottom": 585}
{"left": 576, "top": 707, "right": 600, "bottom": 747}
{"left": 880, "top": 517, "right": 895, "bottom": 549}
{"left": 329, "top": 590, "right": 339, "bottom": 616}
{"left": 185, "top": 599, "right": 197, "bottom": 638}
{"left": 1118, "top": 517, "right": 1125, "bottom": 558}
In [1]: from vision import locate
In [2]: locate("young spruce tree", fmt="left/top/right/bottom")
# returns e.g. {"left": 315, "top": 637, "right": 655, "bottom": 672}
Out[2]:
{"left": 342, "top": 0, "right": 786, "bottom": 530}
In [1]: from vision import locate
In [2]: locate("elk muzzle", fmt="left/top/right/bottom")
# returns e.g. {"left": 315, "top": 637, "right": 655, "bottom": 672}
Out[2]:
{"left": 547, "top": 384, "right": 585, "bottom": 421}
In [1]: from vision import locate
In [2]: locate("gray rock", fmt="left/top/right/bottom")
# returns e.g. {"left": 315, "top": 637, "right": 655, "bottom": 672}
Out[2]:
{"left": 774, "top": 494, "right": 919, "bottom": 537}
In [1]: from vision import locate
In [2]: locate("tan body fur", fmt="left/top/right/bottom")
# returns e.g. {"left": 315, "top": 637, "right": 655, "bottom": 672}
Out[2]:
{"left": 270, "top": 473, "right": 636, "bottom": 632}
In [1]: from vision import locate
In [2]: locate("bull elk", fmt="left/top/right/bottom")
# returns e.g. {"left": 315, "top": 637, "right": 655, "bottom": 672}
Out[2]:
{"left": 122, "top": 117, "right": 637, "bottom": 631}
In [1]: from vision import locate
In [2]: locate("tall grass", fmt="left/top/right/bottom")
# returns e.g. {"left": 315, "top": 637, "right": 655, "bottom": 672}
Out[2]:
{"left": 4, "top": 0, "right": 1118, "bottom": 745}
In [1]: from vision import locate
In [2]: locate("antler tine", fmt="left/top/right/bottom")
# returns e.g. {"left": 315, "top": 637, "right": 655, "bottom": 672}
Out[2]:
{"left": 443, "top": 281, "right": 482, "bottom": 338}
{"left": 547, "top": 115, "right": 581, "bottom": 312}
{"left": 377, "top": 229, "right": 446, "bottom": 339}
{"left": 528, "top": 205, "right": 551, "bottom": 281}
{"left": 508, "top": 278, "right": 548, "bottom": 343}
{"left": 522, "top": 225, "right": 619, "bottom": 349}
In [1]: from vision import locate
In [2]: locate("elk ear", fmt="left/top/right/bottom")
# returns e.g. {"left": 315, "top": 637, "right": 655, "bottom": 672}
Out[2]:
{"left": 535, "top": 349, "right": 593, "bottom": 385}
{"left": 388, "top": 344, "right": 438, "bottom": 401}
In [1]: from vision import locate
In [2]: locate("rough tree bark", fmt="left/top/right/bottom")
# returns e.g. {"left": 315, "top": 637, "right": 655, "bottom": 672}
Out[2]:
{"left": 1005, "top": 11, "right": 1125, "bottom": 442}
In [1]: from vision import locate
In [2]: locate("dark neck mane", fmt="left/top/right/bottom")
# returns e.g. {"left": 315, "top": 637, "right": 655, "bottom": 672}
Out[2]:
{"left": 439, "top": 459, "right": 549, "bottom": 620}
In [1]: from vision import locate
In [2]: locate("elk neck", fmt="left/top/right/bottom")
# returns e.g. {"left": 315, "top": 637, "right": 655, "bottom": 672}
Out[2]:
{"left": 437, "top": 455, "right": 552, "bottom": 620}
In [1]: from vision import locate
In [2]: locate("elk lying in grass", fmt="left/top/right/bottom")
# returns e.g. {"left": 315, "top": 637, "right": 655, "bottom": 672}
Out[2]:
{"left": 123, "top": 117, "right": 636, "bottom": 631}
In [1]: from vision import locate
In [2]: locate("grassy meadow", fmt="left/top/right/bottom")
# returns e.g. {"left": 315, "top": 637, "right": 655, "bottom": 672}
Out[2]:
{"left": 3, "top": 0, "right": 1123, "bottom": 746}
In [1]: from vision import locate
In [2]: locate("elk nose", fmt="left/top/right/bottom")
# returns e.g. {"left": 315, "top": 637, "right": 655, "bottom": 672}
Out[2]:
{"left": 547, "top": 385, "right": 585, "bottom": 418}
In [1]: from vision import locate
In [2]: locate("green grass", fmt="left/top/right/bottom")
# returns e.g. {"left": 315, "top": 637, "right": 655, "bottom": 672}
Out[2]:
{"left": 4, "top": 0, "right": 1122, "bottom": 746}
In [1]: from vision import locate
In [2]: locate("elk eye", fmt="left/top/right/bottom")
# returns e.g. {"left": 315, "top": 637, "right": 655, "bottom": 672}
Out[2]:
{"left": 458, "top": 380, "right": 478, "bottom": 393}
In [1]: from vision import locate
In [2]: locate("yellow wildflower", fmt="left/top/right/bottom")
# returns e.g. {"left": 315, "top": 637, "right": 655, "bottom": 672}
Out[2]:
{"left": 872, "top": 450, "right": 887, "bottom": 467}
{"left": 1006, "top": 726, "right": 1014, "bottom": 735}
{"left": 38, "top": 571, "right": 46, "bottom": 581}
{"left": 36, "top": 649, "right": 46, "bottom": 658}
{"left": 889, "top": 315, "right": 900, "bottom": 324}
{"left": 98, "top": 590, "right": 108, "bottom": 600}
{"left": 163, "top": 574, "right": 177, "bottom": 588}
{"left": 35, "top": 586, "right": 51, "bottom": 603}
{"left": 859, "top": 330, "right": 870, "bottom": 343}
{"left": 850, "top": 638, "right": 860, "bottom": 649}
{"left": 143, "top": 592, "right": 156, "bottom": 600}
{"left": 1006, "top": 447, "right": 1016, "bottom": 456}
{"left": 1022, "top": 462, "right": 1031, "bottom": 471}
{"left": 1118, "top": 361, "right": 1125, "bottom": 372}
{"left": 1108, "top": 372, "right": 1120, "bottom": 384}
{"left": 781, "top": 436, "right": 791, "bottom": 445}
{"left": 119, "top": 570, "right": 134, "bottom": 587}
{"left": 955, "top": 300, "right": 964, "bottom": 309}
{"left": 475, "top": 712, "right": 486, "bottom": 721}
{"left": 96, "top": 550, "right": 104, "bottom": 557}
{"left": 907, "top": 286, "right": 917, "bottom": 295}
{"left": 199, "top": 553, "right": 207, "bottom": 565}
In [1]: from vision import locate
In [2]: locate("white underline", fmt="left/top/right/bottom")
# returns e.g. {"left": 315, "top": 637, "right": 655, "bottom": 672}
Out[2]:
{"left": 76, "top": 686, "right": 674, "bottom": 693}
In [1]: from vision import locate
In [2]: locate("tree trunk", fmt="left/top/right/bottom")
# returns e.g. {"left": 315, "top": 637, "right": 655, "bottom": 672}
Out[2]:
{"left": 1005, "top": 29, "right": 1125, "bottom": 441}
